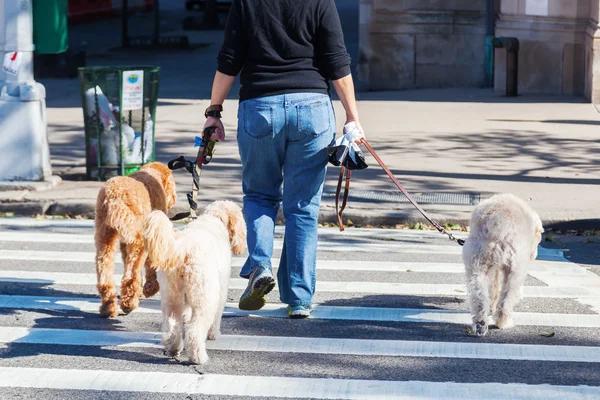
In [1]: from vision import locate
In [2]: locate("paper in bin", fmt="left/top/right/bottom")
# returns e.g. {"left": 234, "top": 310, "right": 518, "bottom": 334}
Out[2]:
{"left": 101, "top": 134, "right": 119, "bottom": 166}
{"left": 143, "top": 117, "right": 154, "bottom": 162}
{"left": 85, "top": 86, "right": 119, "bottom": 131}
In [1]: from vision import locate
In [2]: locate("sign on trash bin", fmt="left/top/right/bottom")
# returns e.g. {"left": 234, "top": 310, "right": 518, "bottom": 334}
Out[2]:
{"left": 122, "top": 70, "right": 144, "bottom": 111}
{"left": 3, "top": 52, "right": 21, "bottom": 76}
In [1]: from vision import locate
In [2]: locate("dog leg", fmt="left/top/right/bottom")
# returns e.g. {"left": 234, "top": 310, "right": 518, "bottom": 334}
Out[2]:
{"left": 207, "top": 297, "right": 227, "bottom": 341}
{"left": 160, "top": 277, "right": 184, "bottom": 358}
{"left": 467, "top": 269, "right": 491, "bottom": 337}
{"left": 208, "top": 278, "right": 229, "bottom": 341}
{"left": 185, "top": 306, "right": 211, "bottom": 365}
{"left": 120, "top": 236, "right": 146, "bottom": 314}
{"left": 496, "top": 268, "right": 526, "bottom": 330}
{"left": 490, "top": 269, "right": 503, "bottom": 319}
{"left": 95, "top": 225, "right": 120, "bottom": 318}
{"left": 143, "top": 259, "right": 160, "bottom": 298}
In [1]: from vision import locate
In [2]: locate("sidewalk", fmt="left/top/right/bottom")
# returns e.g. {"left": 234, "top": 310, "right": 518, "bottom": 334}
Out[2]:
{"left": 2, "top": 8, "right": 600, "bottom": 230}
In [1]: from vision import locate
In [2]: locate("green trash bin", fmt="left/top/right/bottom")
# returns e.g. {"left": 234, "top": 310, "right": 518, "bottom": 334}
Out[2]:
{"left": 32, "top": 0, "right": 69, "bottom": 54}
{"left": 78, "top": 66, "right": 160, "bottom": 181}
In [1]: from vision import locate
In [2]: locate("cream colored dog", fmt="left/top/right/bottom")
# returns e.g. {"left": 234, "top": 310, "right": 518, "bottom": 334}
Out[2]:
{"left": 462, "top": 193, "right": 543, "bottom": 337}
{"left": 143, "top": 200, "right": 246, "bottom": 364}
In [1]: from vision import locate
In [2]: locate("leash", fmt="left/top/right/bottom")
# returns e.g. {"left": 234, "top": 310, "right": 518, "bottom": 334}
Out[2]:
{"left": 167, "top": 127, "right": 217, "bottom": 221}
{"left": 334, "top": 138, "right": 465, "bottom": 246}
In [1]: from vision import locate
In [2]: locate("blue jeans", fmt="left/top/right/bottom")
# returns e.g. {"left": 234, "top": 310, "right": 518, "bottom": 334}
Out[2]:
{"left": 237, "top": 92, "right": 335, "bottom": 307}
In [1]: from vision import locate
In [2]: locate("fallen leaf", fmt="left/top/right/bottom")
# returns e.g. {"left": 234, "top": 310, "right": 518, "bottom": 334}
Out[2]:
{"left": 540, "top": 332, "right": 555, "bottom": 337}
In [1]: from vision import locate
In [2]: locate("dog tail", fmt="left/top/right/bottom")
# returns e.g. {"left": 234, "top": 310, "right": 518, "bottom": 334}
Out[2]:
{"left": 102, "top": 198, "right": 142, "bottom": 244}
{"left": 143, "top": 210, "right": 183, "bottom": 271}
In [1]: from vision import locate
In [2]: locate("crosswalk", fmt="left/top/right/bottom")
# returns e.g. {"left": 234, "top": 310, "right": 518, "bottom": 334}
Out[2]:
{"left": 1, "top": 218, "right": 600, "bottom": 399}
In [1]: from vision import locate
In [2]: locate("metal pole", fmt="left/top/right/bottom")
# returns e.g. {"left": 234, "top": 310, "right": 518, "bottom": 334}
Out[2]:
{"left": 122, "top": 0, "right": 129, "bottom": 47}
{"left": 506, "top": 50, "right": 518, "bottom": 97}
{"left": 0, "top": 0, "right": 51, "bottom": 181}
{"left": 153, "top": 0, "right": 160, "bottom": 46}
{"left": 483, "top": 0, "right": 495, "bottom": 88}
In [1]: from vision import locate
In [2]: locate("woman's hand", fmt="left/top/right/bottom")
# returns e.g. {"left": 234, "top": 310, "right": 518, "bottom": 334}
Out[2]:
{"left": 203, "top": 116, "right": 225, "bottom": 142}
{"left": 344, "top": 119, "right": 365, "bottom": 144}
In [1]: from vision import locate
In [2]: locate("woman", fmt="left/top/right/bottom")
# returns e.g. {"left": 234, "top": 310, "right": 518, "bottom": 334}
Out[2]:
{"left": 203, "top": 0, "right": 364, "bottom": 318}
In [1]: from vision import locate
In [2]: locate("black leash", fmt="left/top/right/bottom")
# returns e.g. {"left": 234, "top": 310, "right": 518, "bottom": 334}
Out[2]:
{"left": 168, "top": 127, "right": 217, "bottom": 221}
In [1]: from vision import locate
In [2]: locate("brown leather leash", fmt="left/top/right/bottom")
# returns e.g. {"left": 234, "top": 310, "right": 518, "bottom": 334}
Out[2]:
{"left": 335, "top": 138, "right": 465, "bottom": 246}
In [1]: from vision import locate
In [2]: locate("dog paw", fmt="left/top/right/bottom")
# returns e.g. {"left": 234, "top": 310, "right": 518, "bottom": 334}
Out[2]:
{"left": 165, "top": 347, "right": 182, "bottom": 358}
{"left": 163, "top": 335, "right": 184, "bottom": 358}
{"left": 143, "top": 279, "right": 160, "bottom": 298}
{"left": 188, "top": 349, "right": 209, "bottom": 365}
{"left": 496, "top": 314, "right": 515, "bottom": 330}
{"left": 473, "top": 321, "right": 488, "bottom": 337}
{"left": 119, "top": 296, "right": 139, "bottom": 314}
{"left": 207, "top": 329, "right": 220, "bottom": 341}
{"left": 99, "top": 301, "right": 119, "bottom": 318}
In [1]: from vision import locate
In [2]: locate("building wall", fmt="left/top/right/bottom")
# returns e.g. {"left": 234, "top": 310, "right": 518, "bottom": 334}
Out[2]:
{"left": 358, "top": 0, "right": 600, "bottom": 101}
{"left": 585, "top": 0, "right": 600, "bottom": 102}
{"left": 494, "top": 0, "right": 590, "bottom": 96}
{"left": 358, "top": 0, "right": 487, "bottom": 91}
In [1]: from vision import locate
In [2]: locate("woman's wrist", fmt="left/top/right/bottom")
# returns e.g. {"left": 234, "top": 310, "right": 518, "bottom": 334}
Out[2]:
{"left": 205, "top": 105, "right": 223, "bottom": 119}
{"left": 345, "top": 114, "right": 359, "bottom": 123}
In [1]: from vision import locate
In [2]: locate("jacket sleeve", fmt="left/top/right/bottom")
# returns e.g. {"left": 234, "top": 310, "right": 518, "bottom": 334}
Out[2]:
{"left": 316, "top": 0, "right": 351, "bottom": 80}
{"left": 217, "top": 0, "right": 246, "bottom": 76}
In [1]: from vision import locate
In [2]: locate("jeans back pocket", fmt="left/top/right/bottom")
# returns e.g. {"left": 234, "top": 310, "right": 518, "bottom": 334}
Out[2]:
{"left": 243, "top": 104, "right": 275, "bottom": 139}
{"left": 297, "top": 100, "right": 331, "bottom": 138}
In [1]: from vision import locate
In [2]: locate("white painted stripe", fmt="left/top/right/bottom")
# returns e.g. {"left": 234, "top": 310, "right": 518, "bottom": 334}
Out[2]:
{"left": 23, "top": 271, "right": 600, "bottom": 298}
{"left": 0, "top": 270, "right": 122, "bottom": 285}
{"left": 0, "top": 249, "right": 582, "bottom": 274}
{"left": 0, "top": 326, "right": 161, "bottom": 348}
{"left": 1, "top": 295, "right": 599, "bottom": 328}
{"left": 228, "top": 278, "right": 596, "bottom": 298}
{"left": 0, "top": 231, "right": 94, "bottom": 244}
{"left": 280, "top": 240, "right": 458, "bottom": 254}
{"left": 3, "top": 270, "right": 596, "bottom": 298}
{"left": 1, "top": 367, "right": 599, "bottom": 399}
{"left": 0, "top": 231, "right": 566, "bottom": 258}
{"left": 0, "top": 231, "right": 463, "bottom": 254}
{"left": 225, "top": 304, "right": 600, "bottom": 328}
{"left": 1, "top": 218, "right": 470, "bottom": 240}
{"left": 309, "top": 226, "right": 469, "bottom": 239}
{"left": 529, "top": 270, "right": 600, "bottom": 288}
{"left": 2, "top": 326, "right": 600, "bottom": 363}
{"left": 0, "top": 218, "right": 95, "bottom": 228}
{"left": 0, "top": 250, "right": 106, "bottom": 264}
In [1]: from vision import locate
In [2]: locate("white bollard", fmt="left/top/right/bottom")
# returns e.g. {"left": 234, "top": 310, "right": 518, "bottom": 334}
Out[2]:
{"left": 0, "top": 0, "right": 52, "bottom": 181}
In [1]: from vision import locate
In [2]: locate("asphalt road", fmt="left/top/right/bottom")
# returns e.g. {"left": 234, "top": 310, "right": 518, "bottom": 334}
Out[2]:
{"left": 0, "top": 217, "right": 599, "bottom": 399}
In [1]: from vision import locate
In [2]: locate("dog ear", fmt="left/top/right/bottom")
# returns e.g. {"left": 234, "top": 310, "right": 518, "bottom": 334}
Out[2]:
{"left": 227, "top": 205, "right": 247, "bottom": 256}
{"left": 163, "top": 173, "right": 177, "bottom": 210}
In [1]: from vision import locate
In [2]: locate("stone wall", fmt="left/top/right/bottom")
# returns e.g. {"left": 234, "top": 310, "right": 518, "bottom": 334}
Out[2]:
{"left": 585, "top": 0, "right": 600, "bottom": 102}
{"left": 494, "top": 0, "right": 591, "bottom": 96}
{"left": 358, "top": 0, "right": 487, "bottom": 91}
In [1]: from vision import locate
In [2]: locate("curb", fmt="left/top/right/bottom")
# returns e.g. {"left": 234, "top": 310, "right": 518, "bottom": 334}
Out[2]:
{"left": 0, "top": 199, "right": 472, "bottom": 227}
{"left": 0, "top": 176, "right": 62, "bottom": 192}
{"left": 7, "top": 199, "right": 598, "bottom": 230}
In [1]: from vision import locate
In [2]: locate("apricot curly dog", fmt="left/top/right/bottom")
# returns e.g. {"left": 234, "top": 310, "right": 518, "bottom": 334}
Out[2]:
{"left": 95, "top": 162, "right": 177, "bottom": 317}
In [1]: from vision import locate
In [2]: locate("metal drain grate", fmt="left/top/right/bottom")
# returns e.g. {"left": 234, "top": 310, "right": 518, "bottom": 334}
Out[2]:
{"left": 322, "top": 189, "right": 480, "bottom": 206}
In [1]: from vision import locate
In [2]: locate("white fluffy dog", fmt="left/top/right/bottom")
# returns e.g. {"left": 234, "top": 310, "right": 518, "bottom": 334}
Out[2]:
{"left": 142, "top": 200, "right": 246, "bottom": 364}
{"left": 462, "top": 193, "right": 543, "bottom": 337}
